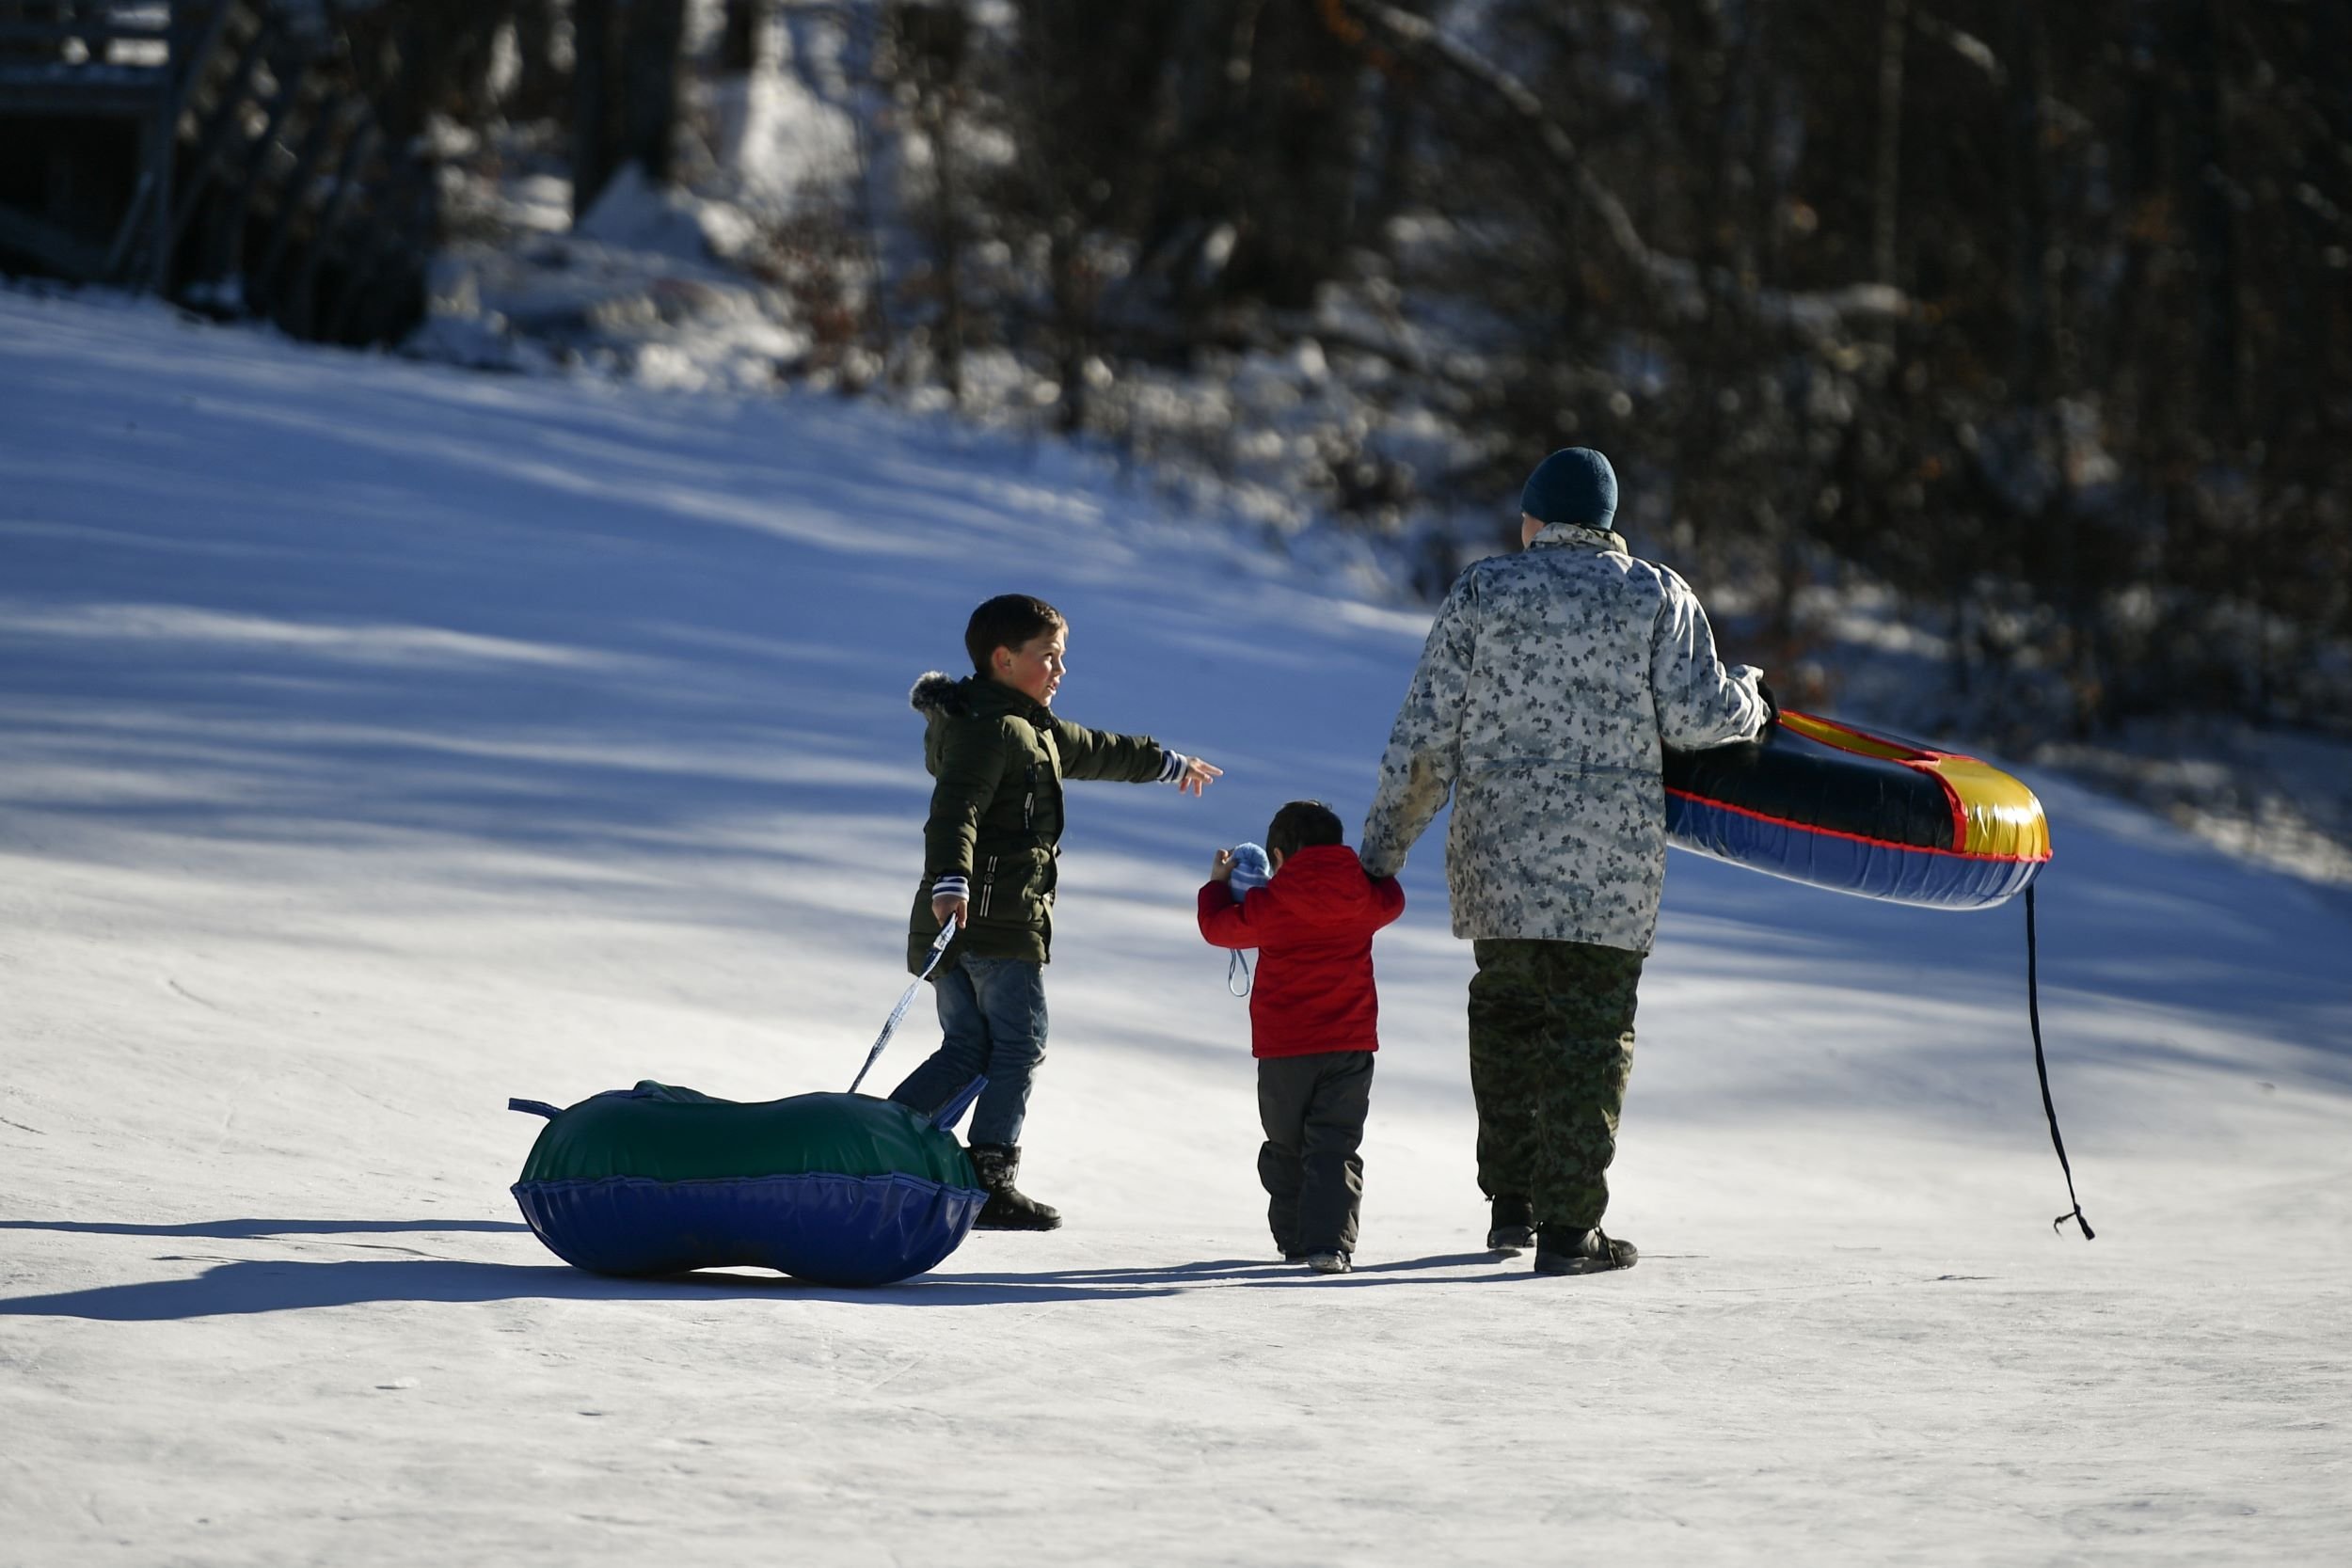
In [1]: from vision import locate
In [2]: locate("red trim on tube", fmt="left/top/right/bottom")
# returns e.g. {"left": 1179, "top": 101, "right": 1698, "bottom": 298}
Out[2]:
{"left": 1899, "top": 759, "right": 1971, "bottom": 849}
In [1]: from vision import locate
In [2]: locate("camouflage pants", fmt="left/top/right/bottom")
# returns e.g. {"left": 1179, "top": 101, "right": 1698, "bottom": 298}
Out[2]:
{"left": 1466, "top": 938, "right": 1645, "bottom": 1231}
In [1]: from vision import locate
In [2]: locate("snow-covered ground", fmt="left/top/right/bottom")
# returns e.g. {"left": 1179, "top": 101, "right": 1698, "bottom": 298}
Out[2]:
{"left": 3, "top": 289, "right": 2348, "bottom": 1565}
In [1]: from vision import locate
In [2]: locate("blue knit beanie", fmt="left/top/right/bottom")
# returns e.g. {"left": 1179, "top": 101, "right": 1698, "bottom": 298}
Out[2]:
{"left": 1519, "top": 448, "right": 1618, "bottom": 531}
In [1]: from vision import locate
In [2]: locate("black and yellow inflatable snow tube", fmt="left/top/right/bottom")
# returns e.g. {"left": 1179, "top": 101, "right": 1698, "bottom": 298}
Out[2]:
{"left": 1663, "top": 711, "right": 2051, "bottom": 910}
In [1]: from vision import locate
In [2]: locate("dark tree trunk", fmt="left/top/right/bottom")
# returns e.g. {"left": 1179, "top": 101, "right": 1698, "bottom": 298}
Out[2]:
{"left": 2180, "top": 0, "right": 2240, "bottom": 441}
{"left": 511, "top": 0, "right": 566, "bottom": 120}
{"left": 621, "top": 0, "right": 687, "bottom": 185}
{"left": 571, "top": 0, "right": 616, "bottom": 217}
{"left": 1870, "top": 0, "right": 1908, "bottom": 300}
{"left": 721, "top": 0, "right": 761, "bottom": 73}
{"left": 1048, "top": 226, "right": 1087, "bottom": 432}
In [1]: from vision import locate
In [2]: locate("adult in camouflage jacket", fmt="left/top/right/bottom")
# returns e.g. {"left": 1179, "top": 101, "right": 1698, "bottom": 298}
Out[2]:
{"left": 1359, "top": 447, "right": 1770, "bottom": 1275}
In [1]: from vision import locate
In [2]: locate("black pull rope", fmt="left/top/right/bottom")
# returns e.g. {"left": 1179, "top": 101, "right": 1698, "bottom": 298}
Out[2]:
{"left": 2026, "top": 885, "right": 2094, "bottom": 1240}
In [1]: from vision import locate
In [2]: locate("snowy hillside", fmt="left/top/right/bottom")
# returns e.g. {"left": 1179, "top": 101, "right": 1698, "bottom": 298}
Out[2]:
{"left": 3, "top": 289, "right": 2348, "bottom": 1566}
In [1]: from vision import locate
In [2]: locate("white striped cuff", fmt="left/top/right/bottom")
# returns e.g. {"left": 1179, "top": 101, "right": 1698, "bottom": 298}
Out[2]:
{"left": 931, "top": 875, "right": 970, "bottom": 899}
{"left": 1157, "top": 749, "right": 1188, "bottom": 784}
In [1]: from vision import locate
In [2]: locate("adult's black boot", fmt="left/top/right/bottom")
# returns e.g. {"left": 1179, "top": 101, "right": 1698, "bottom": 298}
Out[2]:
{"left": 1486, "top": 1194, "right": 1536, "bottom": 1254}
{"left": 968, "top": 1143, "right": 1062, "bottom": 1231}
{"left": 1533, "top": 1226, "right": 1637, "bottom": 1275}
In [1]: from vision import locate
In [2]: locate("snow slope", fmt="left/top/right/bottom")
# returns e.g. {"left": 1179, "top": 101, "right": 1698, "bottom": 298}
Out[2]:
{"left": 3, "top": 289, "right": 2348, "bottom": 1566}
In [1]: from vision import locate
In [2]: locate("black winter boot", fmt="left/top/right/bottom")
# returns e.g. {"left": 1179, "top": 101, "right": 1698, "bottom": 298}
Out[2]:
{"left": 968, "top": 1143, "right": 1062, "bottom": 1231}
{"left": 1532, "top": 1226, "right": 1637, "bottom": 1275}
{"left": 1486, "top": 1194, "right": 1536, "bottom": 1254}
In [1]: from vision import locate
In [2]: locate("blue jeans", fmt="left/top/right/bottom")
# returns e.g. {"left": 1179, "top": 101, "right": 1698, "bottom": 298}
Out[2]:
{"left": 888, "top": 956, "right": 1049, "bottom": 1147}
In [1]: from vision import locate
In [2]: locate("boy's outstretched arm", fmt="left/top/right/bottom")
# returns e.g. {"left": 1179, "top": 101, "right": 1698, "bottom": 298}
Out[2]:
{"left": 1054, "top": 717, "right": 1220, "bottom": 794}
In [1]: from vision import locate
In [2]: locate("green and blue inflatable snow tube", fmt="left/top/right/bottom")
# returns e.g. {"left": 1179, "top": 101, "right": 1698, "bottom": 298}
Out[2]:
{"left": 509, "top": 1082, "right": 985, "bottom": 1286}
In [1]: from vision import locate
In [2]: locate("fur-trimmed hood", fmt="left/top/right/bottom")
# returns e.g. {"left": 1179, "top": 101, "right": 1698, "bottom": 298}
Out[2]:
{"left": 911, "top": 670, "right": 1052, "bottom": 724}
{"left": 909, "top": 670, "right": 968, "bottom": 717}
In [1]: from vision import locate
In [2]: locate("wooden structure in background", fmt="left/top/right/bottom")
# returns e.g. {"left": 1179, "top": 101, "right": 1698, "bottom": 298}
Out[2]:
{"left": 0, "top": 0, "right": 436, "bottom": 344}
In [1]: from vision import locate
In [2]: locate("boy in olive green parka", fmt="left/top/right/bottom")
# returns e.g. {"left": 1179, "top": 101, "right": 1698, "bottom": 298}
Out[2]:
{"left": 889, "top": 594, "right": 1221, "bottom": 1228}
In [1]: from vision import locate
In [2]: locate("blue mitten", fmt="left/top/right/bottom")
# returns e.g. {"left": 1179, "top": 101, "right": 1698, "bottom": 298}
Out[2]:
{"left": 1229, "top": 843, "right": 1272, "bottom": 902}
{"left": 1224, "top": 843, "right": 1271, "bottom": 998}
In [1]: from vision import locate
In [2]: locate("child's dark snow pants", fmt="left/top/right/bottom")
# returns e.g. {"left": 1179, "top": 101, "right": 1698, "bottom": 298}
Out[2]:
{"left": 1256, "top": 1050, "right": 1374, "bottom": 1257}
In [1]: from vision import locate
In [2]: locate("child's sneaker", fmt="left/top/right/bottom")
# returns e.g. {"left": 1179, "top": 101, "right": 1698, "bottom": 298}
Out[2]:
{"left": 1486, "top": 1194, "right": 1536, "bottom": 1254}
{"left": 1532, "top": 1227, "right": 1636, "bottom": 1275}
{"left": 1303, "top": 1251, "right": 1351, "bottom": 1275}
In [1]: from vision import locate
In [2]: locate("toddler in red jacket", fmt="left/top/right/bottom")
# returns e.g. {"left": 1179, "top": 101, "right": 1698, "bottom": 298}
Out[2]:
{"left": 1199, "top": 800, "right": 1406, "bottom": 1275}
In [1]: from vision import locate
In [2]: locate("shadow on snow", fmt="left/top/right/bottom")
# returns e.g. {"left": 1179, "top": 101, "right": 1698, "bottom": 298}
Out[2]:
{"left": 0, "top": 1222, "right": 1519, "bottom": 1319}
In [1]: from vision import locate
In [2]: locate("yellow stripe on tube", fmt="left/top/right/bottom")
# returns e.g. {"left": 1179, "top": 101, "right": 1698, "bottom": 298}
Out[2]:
{"left": 1930, "top": 756, "right": 2053, "bottom": 860}
{"left": 1780, "top": 711, "right": 1918, "bottom": 762}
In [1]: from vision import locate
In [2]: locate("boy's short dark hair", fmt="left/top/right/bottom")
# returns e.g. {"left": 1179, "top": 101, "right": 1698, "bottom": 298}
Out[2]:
{"left": 965, "top": 594, "right": 1067, "bottom": 673}
{"left": 1267, "top": 800, "right": 1344, "bottom": 860}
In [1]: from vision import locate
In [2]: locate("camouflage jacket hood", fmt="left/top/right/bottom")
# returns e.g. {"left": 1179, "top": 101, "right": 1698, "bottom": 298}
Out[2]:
{"left": 1359, "top": 521, "right": 1768, "bottom": 951}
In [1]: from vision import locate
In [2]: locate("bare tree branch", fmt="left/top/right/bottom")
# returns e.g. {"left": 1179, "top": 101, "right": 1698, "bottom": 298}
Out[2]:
{"left": 1346, "top": 0, "right": 1908, "bottom": 341}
